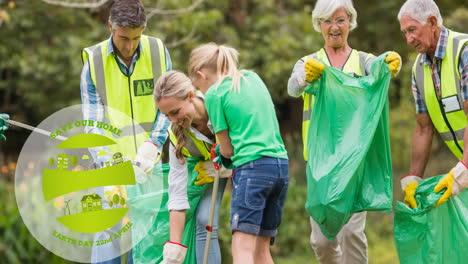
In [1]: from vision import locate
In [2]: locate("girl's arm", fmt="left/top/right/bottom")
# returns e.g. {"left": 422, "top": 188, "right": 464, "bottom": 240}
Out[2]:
{"left": 216, "top": 129, "right": 234, "bottom": 159}
{"left": 204, "top": 92, "right": 233, "bottom": 158}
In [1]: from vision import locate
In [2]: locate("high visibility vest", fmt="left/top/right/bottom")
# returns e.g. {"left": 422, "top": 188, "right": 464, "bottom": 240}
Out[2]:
{"left": 82, "top": 35, "right": 167, "bottom": 159}
{"left": 302, "top": 48, "right": 373, "bottom": 161}
{"left": 413, "top": 30, "right": 468, "bottom": 159}
{"left": 168, "top": 126, "right": 212, "bottom": 160}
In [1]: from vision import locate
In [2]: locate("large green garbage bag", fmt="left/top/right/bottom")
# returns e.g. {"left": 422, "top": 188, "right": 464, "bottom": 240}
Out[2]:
{"left": 394, "top": 175, "right": 468, "bottom": 264}
{"left": 127, "top": 158, "right": 208, "bottom": 264}
{"left": 305, "top": 54, "right": 393, "bottom": 240}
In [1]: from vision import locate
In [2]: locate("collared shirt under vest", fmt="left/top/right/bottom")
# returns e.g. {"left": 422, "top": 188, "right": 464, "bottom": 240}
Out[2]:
{"left": 412, "top": 29, "right": 468, "bottom": 159}
{"left": 168, "top": 125, "right": 213, "bottom": 160}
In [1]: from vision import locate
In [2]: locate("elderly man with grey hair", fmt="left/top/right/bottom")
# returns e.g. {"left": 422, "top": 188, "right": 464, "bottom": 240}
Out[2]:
{"left": 398, "top": 0, "right": 468, "bottom": 210}
{"left": 80, "top": 0, "right": 172, "bottom": 263}
{"left": 287, "top": 0, "right": 401, "bottom": 263}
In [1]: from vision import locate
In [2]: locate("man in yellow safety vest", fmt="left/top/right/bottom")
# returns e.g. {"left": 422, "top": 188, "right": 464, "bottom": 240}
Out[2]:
{"left": 79, "top": 0, "right": 171, "bottom": 263}
{"left": 398, "top": 0, "right": 468, "bottom": 208}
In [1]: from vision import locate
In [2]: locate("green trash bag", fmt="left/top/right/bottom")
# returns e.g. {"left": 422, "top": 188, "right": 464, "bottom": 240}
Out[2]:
{"left": 305, "top": 54, "right": 393, "bottom": 240}
{"left": 394, "top": 175, "right": 468, "bottom": 264}
{"left": 126, "top": 158, "right": 208, "bottom": 264}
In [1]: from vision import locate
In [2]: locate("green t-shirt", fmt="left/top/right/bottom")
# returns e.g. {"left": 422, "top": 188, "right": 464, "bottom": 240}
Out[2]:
{"left": 204, "top": 71, "right": 288, "bottom": 167}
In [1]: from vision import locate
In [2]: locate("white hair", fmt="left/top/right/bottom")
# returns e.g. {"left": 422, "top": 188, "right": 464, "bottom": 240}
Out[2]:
{"left": 397, "top": 0, "right": 443, "bottom": 27}
{"left": 311, "top": 0, "right": 358, "bottom": 33}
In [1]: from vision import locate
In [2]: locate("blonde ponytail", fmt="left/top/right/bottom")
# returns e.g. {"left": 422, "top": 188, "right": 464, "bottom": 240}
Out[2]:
{"left": 171, "top": 123, "right": 187, "bottom": 164}
{"left": 188, "top": 43, "right": 244, "bottom": 93}
{"left": 154, "top": 71, "right": 195, "bottom": 164}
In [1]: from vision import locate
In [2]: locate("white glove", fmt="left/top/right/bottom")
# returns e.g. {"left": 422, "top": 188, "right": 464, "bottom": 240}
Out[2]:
{"left": 451, "top": 161, "right": 468, "bottom": 195}
{"left": 296, "top": 67, "right": 309, "bottom": 88}
{"left": 400, "top": 175, "right": 422, "bottom": 191}
{"left": 433, "top": 161, "right": 468, "bottom": 207}
{"left": 135, "top": 141, "right": 159, "bottom": 173}
{"left": 199, "top": 161, "right": 232, "bottom": 178}
{"left": 161, "top": 241, "right": 187, "bottom": 264}
{"left": 219, "top": 166, "right": 233, "bottom": 178}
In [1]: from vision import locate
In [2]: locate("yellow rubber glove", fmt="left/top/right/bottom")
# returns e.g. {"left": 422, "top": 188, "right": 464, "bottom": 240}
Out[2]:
{"left": 304, "top": 57, "right": 325, "bottom": 83}
{"left": 384, "top": 51, "right": 402, "bottom": 77}
{"left": 194, "top": 161, "right": 214, "bottom": 186}
{"left": 434, "top": 170, "right": 454, "bottom": 207}
{"left": 401, "top": 175, "right": 422, "bottom": 209}
{"left": 434, "top": 161, "right": 468, "bottom": 206}
{"left": 403, "top": 182, "right": 419, "bottom": 208}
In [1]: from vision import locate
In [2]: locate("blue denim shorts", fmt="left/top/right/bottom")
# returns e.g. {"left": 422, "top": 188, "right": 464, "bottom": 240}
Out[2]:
{"left": 230, "top": 157, "right": 289, "bottom": 237}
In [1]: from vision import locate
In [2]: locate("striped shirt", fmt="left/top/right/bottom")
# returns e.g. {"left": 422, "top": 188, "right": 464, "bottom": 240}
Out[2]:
{"left": 412, "top": 27, "right": 468, "bottom": 113}
{"left": 80, "top": 35, "right": 172, "bottom": 160}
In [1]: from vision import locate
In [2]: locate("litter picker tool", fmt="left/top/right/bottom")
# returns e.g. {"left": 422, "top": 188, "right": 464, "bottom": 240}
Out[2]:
{"left": 0, "top": 116, "right": 68, "bottom": 141}
{"left": 203, "top": 143, "right": 223, "bottom": 264}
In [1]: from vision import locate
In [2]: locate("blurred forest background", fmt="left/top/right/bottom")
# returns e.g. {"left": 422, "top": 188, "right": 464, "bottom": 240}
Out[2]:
{"left": 0, "top": 0, "right": 467, "bottom": 263}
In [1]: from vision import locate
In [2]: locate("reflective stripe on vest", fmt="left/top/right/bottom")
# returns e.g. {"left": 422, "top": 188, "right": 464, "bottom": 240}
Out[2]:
{"left": 168, "top": 126, "right": 212, "bottom": 160}
{"left": 82, "top": 35, "right": 166, "bottom": 159}
{"left": 413, "top": 30, "right": 468, "bottom": 159}
{"left": 301, "top": 49, "right": 373, "bottom": 161}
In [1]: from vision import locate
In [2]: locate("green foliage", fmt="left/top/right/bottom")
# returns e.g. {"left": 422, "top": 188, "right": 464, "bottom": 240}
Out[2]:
{"left": 0, "top": 180, "right": 76, "bottom": 264}
{"left": 0, "top": 0, "right": 105, "bottom": 122}
{"left": 445, "top": 7, "right": 468, "bottom": 33}
{"left": 145, "top": 0, "right": 323, "bottom": 100}
{"left": 366, "top": 212, "right": 398, "bottom": 263}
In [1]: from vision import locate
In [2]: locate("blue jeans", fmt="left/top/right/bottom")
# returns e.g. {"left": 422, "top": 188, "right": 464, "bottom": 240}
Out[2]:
{"left": 231, "top": 157, "right": 289, "bottom": 237}
{"left": 195, "top": 178, "right": 227, "bottom": 264}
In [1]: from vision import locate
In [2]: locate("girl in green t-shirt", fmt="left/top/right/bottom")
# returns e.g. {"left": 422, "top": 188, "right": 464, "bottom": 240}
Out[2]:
{"left": 188, "top": 43, "right": 289, "bottom": 263}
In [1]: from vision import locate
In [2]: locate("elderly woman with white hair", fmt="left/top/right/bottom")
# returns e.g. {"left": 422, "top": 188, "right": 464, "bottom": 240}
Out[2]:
{"left": 287, "top": 0, "right": 400, "bottom": 263}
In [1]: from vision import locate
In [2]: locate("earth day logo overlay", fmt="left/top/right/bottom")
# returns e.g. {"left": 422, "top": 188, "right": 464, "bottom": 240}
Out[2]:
{"left": 15, "top": 105, "right": 164, "bottom": 263}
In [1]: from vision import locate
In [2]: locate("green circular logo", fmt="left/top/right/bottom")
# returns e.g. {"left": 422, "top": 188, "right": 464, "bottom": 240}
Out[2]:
{"left": 15, "top": 105, "right": 164, "bottom": 262}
